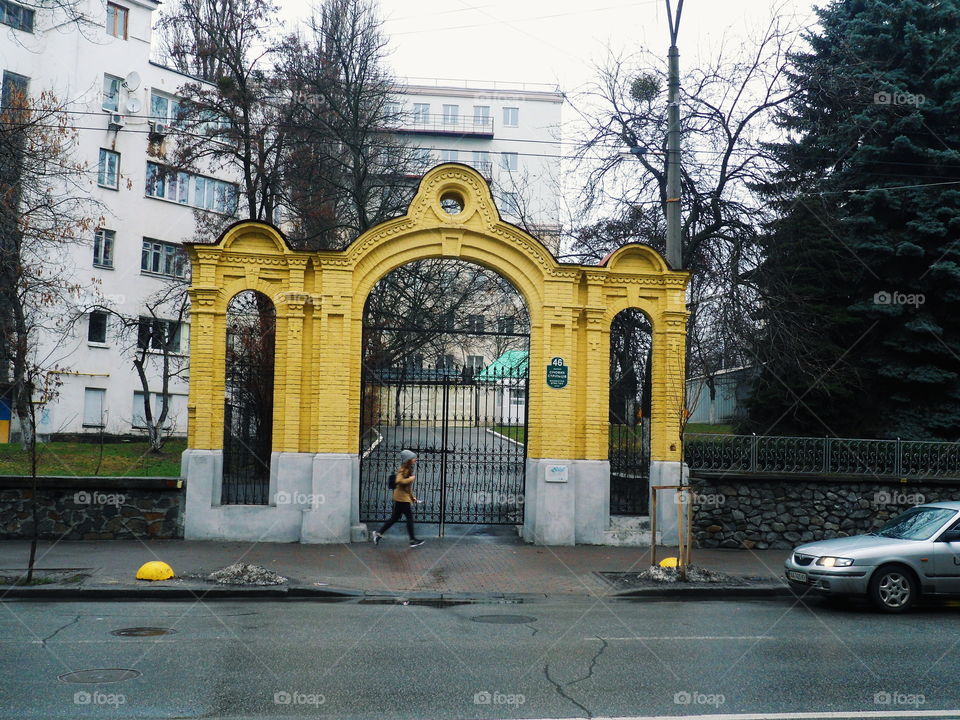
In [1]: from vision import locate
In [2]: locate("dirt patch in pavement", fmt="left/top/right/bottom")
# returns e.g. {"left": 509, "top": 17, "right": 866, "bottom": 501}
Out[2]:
{"left": 205, "top": 563, "right": 288, "bottom": 586}
{"left": 598, "top": 565, "right": 770, "bottom": 590}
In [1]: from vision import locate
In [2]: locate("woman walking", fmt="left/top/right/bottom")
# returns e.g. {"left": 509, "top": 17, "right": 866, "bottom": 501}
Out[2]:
{"left": 372, "top": 449, "right": 424, "bottom": 547}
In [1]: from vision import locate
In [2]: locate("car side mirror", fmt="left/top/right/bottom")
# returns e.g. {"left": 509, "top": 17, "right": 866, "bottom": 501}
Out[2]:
{"left": 939, "top": 528, "right": 960, "bottom": 543}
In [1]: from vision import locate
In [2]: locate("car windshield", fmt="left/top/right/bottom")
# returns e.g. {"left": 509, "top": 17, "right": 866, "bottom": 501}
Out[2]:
{"left": 874, "top": 507, "right": 957, "bottom": 540}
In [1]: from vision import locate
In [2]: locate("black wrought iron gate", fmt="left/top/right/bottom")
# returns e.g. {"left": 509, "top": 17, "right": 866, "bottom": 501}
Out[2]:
{"left": 359, "top": 364, "right": 528, "bottom": 534}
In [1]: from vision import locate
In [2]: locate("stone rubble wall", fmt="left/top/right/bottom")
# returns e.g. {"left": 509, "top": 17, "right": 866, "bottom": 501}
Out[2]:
{"left": 0, "top": 484, "right": 183, "bottom": 540}
{"left": 690, "top": 476, "right": 955, "bottom": 550}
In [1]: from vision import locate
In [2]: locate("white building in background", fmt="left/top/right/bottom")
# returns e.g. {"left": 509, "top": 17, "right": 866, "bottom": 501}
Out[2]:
{"left": 1, "top": 1, "right": 564, "bottom": 438}
{"left": 2, "top": 0, "right": 232, "bottom": 439}
{"left": 389, "top": 79, "right": 564, "bottom": 252}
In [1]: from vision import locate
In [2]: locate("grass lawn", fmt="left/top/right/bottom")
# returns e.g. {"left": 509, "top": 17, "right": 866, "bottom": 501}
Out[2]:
{"left": 0, "top": 439, "right": 187, "bottom": 477}
{"left": 491, "top": 425, "right": 526, "bottom": 443}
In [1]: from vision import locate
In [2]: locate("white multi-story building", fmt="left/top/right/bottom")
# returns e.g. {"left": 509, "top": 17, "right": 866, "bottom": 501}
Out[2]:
{"left": 2, "top": 0, "right": 233, "bottom": 439}
{"left": 389, "top": 79, "right": 563, "bottom": 250}
{"left": 1, "top": 1, "right": 563, "bottom": 439}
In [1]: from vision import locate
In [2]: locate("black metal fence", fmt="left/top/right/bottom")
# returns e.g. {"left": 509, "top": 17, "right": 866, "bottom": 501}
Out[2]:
{"left": 359, "top": 364, "right": 528, "bottom": 531}
{"left": 221, "top": 292, "right": 275, "bottom": 505}
{"left": 685, "top": 433, "right": 960, "bottom": 479}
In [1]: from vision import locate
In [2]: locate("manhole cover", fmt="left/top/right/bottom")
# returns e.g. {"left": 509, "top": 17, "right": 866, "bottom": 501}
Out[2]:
{"left": 58, "top": 669, "right": 142, "bottom": 684}
{"left": 471, "top": 614, "right": 537, "bottom": 624}
{"left": 110, "top": 627, "right": 176, "bottom": 637}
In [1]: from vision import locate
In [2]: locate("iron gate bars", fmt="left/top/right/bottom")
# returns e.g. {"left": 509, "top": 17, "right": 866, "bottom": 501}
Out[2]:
{"left": 359, "top": 363, "right": 528, "bottom": 533}
{"left": 221, "top": 291, "right": 275, "bottom": 505}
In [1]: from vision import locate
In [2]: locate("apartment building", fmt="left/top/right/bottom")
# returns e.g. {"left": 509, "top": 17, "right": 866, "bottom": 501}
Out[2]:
{"left": 2, "top": 0, "right": 234, "bottom": 438}
{"left": 389, "top": 79, "right": 564, "bottom": 251}
{"left": 1, "top": 1, "right": 564, "bottom": 439}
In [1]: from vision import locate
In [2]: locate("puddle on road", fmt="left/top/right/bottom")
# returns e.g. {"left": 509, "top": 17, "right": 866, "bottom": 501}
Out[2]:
{"left": 58, "top": 669, "right": 142, "bottom": 684}
{"left": 470, "top": 614, "right": 537, "bottom": 624}
{"left": 110, "top": 627, "right": 177, "bottom": 637}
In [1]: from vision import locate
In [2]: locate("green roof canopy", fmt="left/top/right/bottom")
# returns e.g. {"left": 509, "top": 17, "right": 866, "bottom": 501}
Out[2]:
{"left": 475, "top": 350, "right": 528, "bottom": 381}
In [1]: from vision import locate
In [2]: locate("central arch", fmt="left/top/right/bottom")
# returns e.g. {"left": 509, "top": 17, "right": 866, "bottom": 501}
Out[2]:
{"left": 358, "top": 257, "right": 531, "bottom": 535}
{"left": 181, "top": 163, "right": 690, "bottom": 545}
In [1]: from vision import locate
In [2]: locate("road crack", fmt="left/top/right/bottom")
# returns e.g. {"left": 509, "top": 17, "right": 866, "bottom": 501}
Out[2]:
{"left": 42, "top": 614, "right": 80, "bottom": 645}
{"left": 542, "top": 638, "right": 608, "bottom": 718}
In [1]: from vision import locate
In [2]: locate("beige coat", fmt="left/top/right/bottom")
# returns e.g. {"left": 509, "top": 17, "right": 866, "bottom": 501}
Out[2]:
{"left": 392, "top": 473, "right": 417, "bottom": 503}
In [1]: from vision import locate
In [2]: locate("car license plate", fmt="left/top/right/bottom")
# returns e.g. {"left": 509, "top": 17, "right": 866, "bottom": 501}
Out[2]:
{"left": 787, "top": 570, "right": 807, "bottom": 583}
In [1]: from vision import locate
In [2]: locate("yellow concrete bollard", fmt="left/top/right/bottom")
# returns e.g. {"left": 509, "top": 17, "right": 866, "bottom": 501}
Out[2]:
{"left": 136, "top": 561, "right": 175, "bottom": 581}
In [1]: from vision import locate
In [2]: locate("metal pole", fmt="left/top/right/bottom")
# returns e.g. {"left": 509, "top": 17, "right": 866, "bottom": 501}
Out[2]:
{"left": 665, "top": 0, "right": 684, "bottom": 270}
{"left": 439, "top": 375, "right": 449, "bottom": 537}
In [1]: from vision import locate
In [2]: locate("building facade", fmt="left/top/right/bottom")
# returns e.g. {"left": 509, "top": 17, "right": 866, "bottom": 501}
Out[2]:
{"left": 2, "top": 0, "right": 232, "bottom": 439}
{"left": 389, "top": 79, "right": 563, "bottom": 251}
{"left": 2, "top": 1, "right": 564, "bottom": 440}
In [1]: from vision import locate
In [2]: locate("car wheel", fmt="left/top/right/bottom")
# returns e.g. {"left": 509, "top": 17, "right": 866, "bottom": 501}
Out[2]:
{"left": 868, "top": 565, "right": 917, "bottom": 613}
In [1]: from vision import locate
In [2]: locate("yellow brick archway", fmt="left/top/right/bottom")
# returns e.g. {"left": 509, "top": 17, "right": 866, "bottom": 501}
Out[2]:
{"left": 183, "top": 163, "right": 689, "bottom": 544}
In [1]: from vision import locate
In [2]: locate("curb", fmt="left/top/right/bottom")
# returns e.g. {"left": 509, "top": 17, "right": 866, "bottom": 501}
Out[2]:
{"left": 613, "top": 583, "right": 793, "bottom": 598}
{"left": 0, "top": 583, "right": 366, "bottom": 600}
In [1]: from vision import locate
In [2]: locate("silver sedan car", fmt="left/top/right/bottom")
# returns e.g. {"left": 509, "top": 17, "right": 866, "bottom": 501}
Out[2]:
{"left": 784, "top": 500, "right": 960, "bottom": 612}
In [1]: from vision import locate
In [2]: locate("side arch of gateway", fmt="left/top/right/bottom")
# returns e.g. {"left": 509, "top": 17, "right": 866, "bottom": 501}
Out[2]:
{"left": 181, "top": 163, "right": 690, "bottom": 545}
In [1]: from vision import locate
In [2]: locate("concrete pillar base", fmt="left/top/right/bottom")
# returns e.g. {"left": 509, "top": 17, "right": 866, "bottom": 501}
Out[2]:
{"left": 300, "top": 454, "right": 356, "bottom": 543}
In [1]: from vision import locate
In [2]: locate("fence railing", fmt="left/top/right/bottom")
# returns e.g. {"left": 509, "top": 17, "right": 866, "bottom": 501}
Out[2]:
{"left": 684, "top": 433, "right": 960, "bottom": 479}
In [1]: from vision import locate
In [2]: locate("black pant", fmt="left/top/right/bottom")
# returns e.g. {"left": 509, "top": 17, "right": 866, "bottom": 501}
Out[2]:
{"left": 378, "top": 501, "right": 416, "bottom": 540}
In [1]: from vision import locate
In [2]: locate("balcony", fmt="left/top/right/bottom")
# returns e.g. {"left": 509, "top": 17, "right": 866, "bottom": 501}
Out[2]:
{"left": 388, "top": 113, "right": 494, "bottom": 138}
{"left": 402, "top": 160, "right": 493, "bottom": 180}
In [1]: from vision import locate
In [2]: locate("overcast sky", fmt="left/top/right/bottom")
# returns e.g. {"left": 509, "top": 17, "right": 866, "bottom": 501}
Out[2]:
{"left": 282, "top": 0, "right": 820, "bottom": 96}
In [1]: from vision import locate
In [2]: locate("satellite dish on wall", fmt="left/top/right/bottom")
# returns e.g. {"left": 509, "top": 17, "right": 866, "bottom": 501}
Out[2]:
{"left": 126, "top": 97, "right": 143, "bottom": 114}
{"left": 122, "top": 71, "right": 141, "bottom": 91}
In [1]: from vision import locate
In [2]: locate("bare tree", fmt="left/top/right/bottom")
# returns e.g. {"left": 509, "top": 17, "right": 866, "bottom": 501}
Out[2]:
{"left": 154, "top": 0, "right": 293, "bottom": 226}
{"left": 279, "top": 0, "right": 417, "bottom": 249}
{"left": 571, "top": 13, "right": 800, "bottom": 397}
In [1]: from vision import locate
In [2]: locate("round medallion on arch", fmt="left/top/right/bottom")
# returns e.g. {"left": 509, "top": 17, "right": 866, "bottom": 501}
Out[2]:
{"left": 432, "top": 181, "right": 477, "bottom": 223}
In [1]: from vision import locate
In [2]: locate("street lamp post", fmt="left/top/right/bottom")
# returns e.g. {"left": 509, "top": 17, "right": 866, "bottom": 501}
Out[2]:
{"left": 665, "top": 0, "right": 684, "bottom": 270}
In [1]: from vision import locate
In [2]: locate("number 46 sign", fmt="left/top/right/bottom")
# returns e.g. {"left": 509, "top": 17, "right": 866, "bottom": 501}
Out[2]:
{"left": 546, "top": 357, "right": 568, "bottom": 389}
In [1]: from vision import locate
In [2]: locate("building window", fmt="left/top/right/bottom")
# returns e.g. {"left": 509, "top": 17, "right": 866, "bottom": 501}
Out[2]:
{"left": 439, "top": 149, "right": 458, "bottom": 163}
{"left": 87, "top": 311, "right": 108, "bottom": 343}
{"left": 1, "top": 70, "right": 29, "bottom": 114}
{"left": 137, "top": 317, "right": 182, "bottom": 353}
{"left": 150, "top": 91, "right": 183, "bottom": 126}
{"left": 411, "top": 147, "right": 431, "bottom": 172}
{"left": 501, "top": 152, "right": 518, "bottom": 171}
{"left": 82, "top": 388, "right": 105, "bottom": 427}
{"left": 0, "top": 0, "right": 34, "bottom": 32}
{"left": 98, "top": 149, "right": 119, "bottom": 189}
{"left": 141, "top": 239, "right": 186, "bottom": 278}
{"left": 497, "top": 316, "right": 515, "bottom": 334}
{"left": 466, "top": 355, "right": 484, "bottom": 371}
{"left": 442, "top": 104, "right": 459, "bottom": 124}
{"left": 93, "top": 228, "right": 115, "bottom": 268}
{"left": 132, "top": 391, "right": 174, "bottom": 428}
{"left": 102, "top": 74, "right": 122, "bottom": 112}
{"left": 500, "top": 191, "right": 520, "bottom": 216}
{"left": 473, "top": 105, "right": 490, "bottom": 125}
{"left": 384, "top": 101, "right": 401, "bottom": 117}
{"left": 509, "top": 388, "right": 525, "bottom": 406}
{"left": 503, "top": 106, "right": 519, "bottom": 127}
{"left": 466, "top": 314, "right": 485, "bottom": 333}
{"left": 471, "top": 151, "right": 491, "bottom": 175}
{"left": 412, "top": 103, "right": 429, "bottom": 123}
{"left": 106, "top": 2, "right": 128, "bottom": 39}
{"left": 146, "top": 162, "right": 237, "bottom": 214}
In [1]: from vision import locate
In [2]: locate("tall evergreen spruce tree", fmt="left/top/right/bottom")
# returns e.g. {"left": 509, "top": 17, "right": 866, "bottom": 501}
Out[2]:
{"left": 744, "top": 0, "right": 960, "bottom": 440}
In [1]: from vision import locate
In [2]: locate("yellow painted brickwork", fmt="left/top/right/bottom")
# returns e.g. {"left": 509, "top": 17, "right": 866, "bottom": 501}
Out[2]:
{"left": 185, "top": 164, "right": 690, "bottom": 462}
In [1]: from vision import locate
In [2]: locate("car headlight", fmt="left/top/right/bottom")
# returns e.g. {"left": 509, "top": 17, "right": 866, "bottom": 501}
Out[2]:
{"left": 816, "top": 556, "right": 854, "bottom": 567}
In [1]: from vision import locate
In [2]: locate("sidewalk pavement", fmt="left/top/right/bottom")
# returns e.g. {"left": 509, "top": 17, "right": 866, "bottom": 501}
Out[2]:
{"left": 0, "top": 537, "right": 792, "bottom": 600}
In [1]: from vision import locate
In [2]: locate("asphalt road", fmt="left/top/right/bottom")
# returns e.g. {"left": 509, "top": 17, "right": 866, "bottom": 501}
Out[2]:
{"left": 2, "top": 596, "right": 959, "bottom": 719}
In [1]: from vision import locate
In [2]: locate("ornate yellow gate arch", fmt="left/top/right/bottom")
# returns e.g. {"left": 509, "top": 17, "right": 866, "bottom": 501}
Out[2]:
{"left": 182, "top": 164, "right": 689, "bottom": 544}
